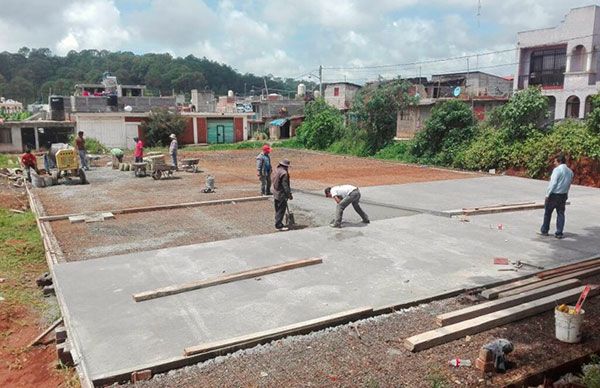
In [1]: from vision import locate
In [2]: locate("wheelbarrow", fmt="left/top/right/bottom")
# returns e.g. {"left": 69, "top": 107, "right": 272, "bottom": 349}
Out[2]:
{"left": 151, "top": 161, "right": 176, "bottom": 180}
{"left": 180, "top": 158, "right": 200, "bottom": 173}
{"left": 132, "top": 162, "right": 148, "bottom": 177}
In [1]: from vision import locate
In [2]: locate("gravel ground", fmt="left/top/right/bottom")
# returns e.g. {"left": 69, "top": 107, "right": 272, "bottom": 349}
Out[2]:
{"left": 52, "top": 199, "right": 318, "bottom": 261}
{"left": 130, "top": 274, "right": 600, "bottom": 388}
{"left": 35, "top": 148, "right": 475, "bottom": 216}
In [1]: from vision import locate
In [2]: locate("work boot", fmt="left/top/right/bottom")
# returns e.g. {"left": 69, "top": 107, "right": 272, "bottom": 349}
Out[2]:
{"left": 329, "top": 223, "right": 341, "bottom": 229}
{"left": 362, "top": 219, "right": 370, "bottom": 224}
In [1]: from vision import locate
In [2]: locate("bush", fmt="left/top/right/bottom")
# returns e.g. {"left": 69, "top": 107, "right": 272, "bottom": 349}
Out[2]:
{"left": 497, "top": 87, "right": 549, "bottom": 141}
{"left": 296, "top": 98, "right": 344, "bottom": 150}
{"left": 327, "top": 126, "right": 370, "bottom": 157}
{"left": 456, "top": 127, "right": 512, "bottom": 171}
{"left": 411, "top": 100, "right": 476, "bottom": 164}
{"left": 586, "top": 93, "right": 600, "bottom": 135}
{"left": 374, "top": 140, "right": 416, "bottom": 162}
{"left": 140, "top": 109, "right": 186, "bottom": 147}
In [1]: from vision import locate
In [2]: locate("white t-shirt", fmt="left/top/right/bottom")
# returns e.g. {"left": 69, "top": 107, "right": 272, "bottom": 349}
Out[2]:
{"left": 330, "top": 185, "right": 357, "bottom": 198}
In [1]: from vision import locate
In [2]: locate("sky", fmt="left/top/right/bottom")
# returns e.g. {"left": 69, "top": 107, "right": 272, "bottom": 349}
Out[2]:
{"left": 1, "top": 0, "right": 599, "bottom": 83}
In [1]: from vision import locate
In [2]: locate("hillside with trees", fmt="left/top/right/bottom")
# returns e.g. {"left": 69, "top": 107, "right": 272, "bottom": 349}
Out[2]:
{"left": 0, "top": 48, "right": 314, "bottom": 104}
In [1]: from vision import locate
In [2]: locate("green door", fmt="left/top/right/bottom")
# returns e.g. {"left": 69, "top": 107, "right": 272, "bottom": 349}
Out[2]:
{"left": 207, "top": 120, "right": 234, "bottom": 144}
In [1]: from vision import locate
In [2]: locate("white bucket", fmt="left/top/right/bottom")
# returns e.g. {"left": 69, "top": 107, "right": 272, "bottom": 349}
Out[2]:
{"left": 555, "top": 306, "right": 584, "bottom": 343}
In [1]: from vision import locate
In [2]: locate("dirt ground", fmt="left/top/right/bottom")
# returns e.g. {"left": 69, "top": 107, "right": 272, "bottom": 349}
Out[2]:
{"left": 0, "top": 178, "right": 76, "bottom": 388}
{"left": 35, "top": 149, "right": 475, "bottom": 216}
{"left": 133, "top": 274, "right": 600, "bottom": 388}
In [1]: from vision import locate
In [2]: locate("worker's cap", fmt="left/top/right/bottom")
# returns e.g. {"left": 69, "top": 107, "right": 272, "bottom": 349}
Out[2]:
{"left": 279, "top": 159, "right": 290, "bottom": 167}
{"left": 170, "top": 134, "right": 176, "bottom": 139}
{"left": 262, "top": 144, "right": 271, "bottom": 152}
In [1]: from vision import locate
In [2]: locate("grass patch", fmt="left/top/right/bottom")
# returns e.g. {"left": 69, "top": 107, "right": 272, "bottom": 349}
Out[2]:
{"left": 0, "top": 153, "right": 19, "bottom": 168}
{"left": 271, "top": 138, "right": 305, "bottom": 149}
{"left": 0, "top": 209, "right": 48, "bottom": 311}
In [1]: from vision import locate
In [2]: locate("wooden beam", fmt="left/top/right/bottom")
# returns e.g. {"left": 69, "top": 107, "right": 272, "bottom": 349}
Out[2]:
{"left": 436, "top": 279, "right": 581, "bottom": 326}
{"left": 29, "top": 318, "right": 63, "bottom": 347}
{"left": 497, "top": 266, "right": 600, "bottom": 299}
{"left": 134, "top": 257, "right": 323, "bottom": 302}
{"left": 184, "top": 307, "right": 373, "bottom": 356}
{"left": 536, "top": 256, "right": 600, "bottom": 280}
{"left": 480, "top": 276, "right": 540, "bottom": 300}
{"left": 405, "top": 285, "right": 598, "bottom": 352}
{"left": 38, "top": 195, "right": 269, "bottom": 222}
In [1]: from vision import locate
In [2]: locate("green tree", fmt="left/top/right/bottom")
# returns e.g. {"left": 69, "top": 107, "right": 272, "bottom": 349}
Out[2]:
{"left": 140, "top": 109, "right": 186, "bottom": 147}
{"left": 5, "top": 76, "right": 35, "bottom": 103}
{"left": 586, "top": 93, "right": 600, "bottom": 135}
{"left": 412, "top": 99, "right": 476, "bottom": 164}
{"left": 352, "top": 79, "right": 417, "bottom": 154}
{"left": 296, "top": 98, "right": 344, "bottom": 150}
{"left": 497, "top": 87, "right": 549, "bottom": 141}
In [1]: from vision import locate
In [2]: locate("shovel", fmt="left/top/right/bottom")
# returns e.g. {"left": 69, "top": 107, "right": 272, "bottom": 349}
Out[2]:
{"left": 285, "top": 204, "right": 295, "bottom": 227}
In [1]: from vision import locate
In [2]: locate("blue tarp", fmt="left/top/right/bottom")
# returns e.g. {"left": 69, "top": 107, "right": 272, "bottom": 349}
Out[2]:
{"left": 269, "top": 118, "right": 289, "bottom": 126}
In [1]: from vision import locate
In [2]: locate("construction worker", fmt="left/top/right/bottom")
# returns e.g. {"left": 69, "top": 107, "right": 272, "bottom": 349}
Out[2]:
{"left": 75, "top": 131, "right": 89, "bottom": 171}
{"left": 272, "top": 159, "right": 292, "bottom": 231}
{"left": 169, "top": 134, "right": 178, "bottom": 169}
{"left": 133, "top": 137, "right": 144, "bottom": 163}
{"left": 20, "top": 147, "right": 39, "bottom": 182}
{"left": 325, "top": 185, "right": 370, "bottom": 228}
{"left": 256, "top": 144, "right": 272, "bottom": 195}
{"left": 539, "top": 153, "right": 573, "bottom": 239}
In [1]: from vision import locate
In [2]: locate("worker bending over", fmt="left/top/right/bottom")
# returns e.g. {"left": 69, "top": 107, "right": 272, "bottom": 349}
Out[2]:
{"left": 325, "top": 185, "right": 370, "bottom": 228}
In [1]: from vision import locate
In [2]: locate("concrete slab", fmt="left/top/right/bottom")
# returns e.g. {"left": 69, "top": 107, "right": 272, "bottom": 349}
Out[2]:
{"left": 359, "top": 175, "right": 599, "bottom": 213}
{"left": 51, "top": 176, "right": 600, "bottom": 384}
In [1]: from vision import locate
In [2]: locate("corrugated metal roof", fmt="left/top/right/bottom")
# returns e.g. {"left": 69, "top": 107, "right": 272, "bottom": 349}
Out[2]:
{"left": 269, "top": 118, "right": 289, "bottom": 126}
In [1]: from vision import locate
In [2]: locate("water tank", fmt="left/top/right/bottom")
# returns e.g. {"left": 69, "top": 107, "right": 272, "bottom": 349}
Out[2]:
{"left": 313, "top": 90, "right": 321, "bottom": 99}
{"left": 49, "top": 96, "right": 65, "bottom": 121}
{"left": 227, "top": 90, "right": 234, "bottom": 98}
{"left": 297, "top": 83, "right": 306, "bottom": 97}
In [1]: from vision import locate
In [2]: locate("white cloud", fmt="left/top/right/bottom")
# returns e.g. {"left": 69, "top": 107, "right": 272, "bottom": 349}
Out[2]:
{"left": 55, "top": 0, "right": 131, "bottom": 55}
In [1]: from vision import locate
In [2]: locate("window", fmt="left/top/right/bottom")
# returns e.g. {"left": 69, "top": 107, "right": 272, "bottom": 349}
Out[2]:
{"left": 0, "top": 128, "right": 12, "bottom": 144}
{"left": 333, "top": 87, "right": 340, "bottom": 97}
{"left": 529, "top": 47, "right": 566, "bottom": 87}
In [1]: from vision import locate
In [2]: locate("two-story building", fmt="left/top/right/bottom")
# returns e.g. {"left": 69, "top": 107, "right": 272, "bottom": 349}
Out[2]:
{"left": 515, "top": 5, "right": 600, "bottom": 120}
{"left": 323, "top": 82, "right": 362, "bottom": 111}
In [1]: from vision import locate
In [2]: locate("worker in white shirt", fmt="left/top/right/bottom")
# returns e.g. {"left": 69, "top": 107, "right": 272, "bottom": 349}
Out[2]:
{"left": 324, "top": 185, "right": 370, "bottom": 228}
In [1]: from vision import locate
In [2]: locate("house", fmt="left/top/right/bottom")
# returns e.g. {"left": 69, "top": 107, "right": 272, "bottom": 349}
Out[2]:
{"left": 0, "top": 119, "right": 75, "bottom": 152}
{"left": 74, "top": 112, "right": 252, "bottom": 149}
{"left": 0, "top": 97, "right": 24, "bottom": 113}
{"left": 515, "top": 5, "right": 600, "bottom": 119}
{"left": 323, "top": 82, "right": 361, "bottom": 110}
{"left": 396, "top": 72, "right": 512, "bottom": 139}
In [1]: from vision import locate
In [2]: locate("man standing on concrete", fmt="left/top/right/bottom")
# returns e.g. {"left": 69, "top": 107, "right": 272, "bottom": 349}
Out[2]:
{"left": 169, "top": 134, "right": 178, "bottom": 169}
{"left": 256, "top": 144, "right": 272, "bottom": 196}
{"left": 272, "top": 159, "right": 292, "bottom": 231}
{"left": 540, "top": 153, "right": 574, "bottom": 239}
{"left": 133, "top": 137, "right": 144, "bottom": 163}
{"left": 325, "top": 185, "right": 370, "bottom": 228}
{"left": 75, "top": 131, "right": 89, "bottom": 171}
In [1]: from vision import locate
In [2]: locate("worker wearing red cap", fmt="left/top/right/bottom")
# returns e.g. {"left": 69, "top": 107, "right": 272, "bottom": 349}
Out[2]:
{"left": 256, "top": 144, "right": 273, "bottom": 196}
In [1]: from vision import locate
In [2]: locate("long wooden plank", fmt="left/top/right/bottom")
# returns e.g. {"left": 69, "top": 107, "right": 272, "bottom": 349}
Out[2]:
{"left": 38, "top": 195, "right": 269, "bottom": 222}
{"left": 536, "top": 256, "right": 600, "bottom": 280}
{"left": 462, "top": 203, "right": 544, "bottom": 216}
{"left": 498, "top": 266, "right": 600, "bottom": 298}
{"left": 436, "top": 279, "right": 581, "bottom": 326}
{"left": 28, "top": 318, "right": 63, "bottom": 347}
{"left": 184, "top": 306, "right": 373, "bottom": 356}
{"left": 134, "top": 257, "right": 323, "bottom": 302}
{"left": 480, "top": 276, "right": 540, "bottom": 300}
{"left": 405, "top": 285, "right": 598, "bottom": 352}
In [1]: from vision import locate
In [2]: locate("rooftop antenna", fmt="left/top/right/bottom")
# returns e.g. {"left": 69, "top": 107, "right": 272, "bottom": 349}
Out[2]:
{"left": 477, "top": 0, "right": 482, "bottom": 27}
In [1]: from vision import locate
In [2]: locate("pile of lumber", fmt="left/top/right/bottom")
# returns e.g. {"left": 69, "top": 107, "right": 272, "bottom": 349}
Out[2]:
{"left": 404, "top": 256, "right": 600, "bottom": 352}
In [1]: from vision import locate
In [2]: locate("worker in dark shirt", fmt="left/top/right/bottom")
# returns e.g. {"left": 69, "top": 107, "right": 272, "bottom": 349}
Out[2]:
{"left": 272, "top": 159, "right": 293, "bottom": 231}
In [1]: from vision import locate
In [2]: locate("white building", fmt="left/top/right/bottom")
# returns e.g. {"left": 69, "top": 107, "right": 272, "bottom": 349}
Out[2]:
{"left": 514, "top": 5, "right": 600, "bottom": 119}
{"left": 323, "top": 82, "right": 361, "bottom": 110}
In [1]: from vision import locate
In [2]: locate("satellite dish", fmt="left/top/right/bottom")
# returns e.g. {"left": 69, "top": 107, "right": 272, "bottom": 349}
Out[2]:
{"left": 453, "top": 87, "right": 462, "bottom": 97}
{"left": 124, "top": 105, "right": 133, "bottom": 112}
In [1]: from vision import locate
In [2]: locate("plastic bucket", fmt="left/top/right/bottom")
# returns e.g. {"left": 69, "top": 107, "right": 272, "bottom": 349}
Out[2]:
{"left": 555, "top": 306, "right": 584, "bottom": 343}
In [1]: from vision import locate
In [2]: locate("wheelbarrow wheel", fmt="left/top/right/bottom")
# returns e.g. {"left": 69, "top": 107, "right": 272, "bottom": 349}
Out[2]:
{"left": 152, "top": 170, "right": 162, "bottom": 180}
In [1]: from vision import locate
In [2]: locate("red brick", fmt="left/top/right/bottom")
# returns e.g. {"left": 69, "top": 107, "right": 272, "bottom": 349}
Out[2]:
{"left": 131, "top": 369, "right": 152, "bottom": 382}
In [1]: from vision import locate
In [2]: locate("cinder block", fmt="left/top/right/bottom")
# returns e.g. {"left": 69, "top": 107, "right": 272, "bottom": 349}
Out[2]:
{"left": 478, "top": 348, "right": 494, "bottom": 363}
{"left": 131, "top": 369, "right": 152, "bottom": 382}
{"left": 42, "top": 285, "right": 55, "bottom": 296}
{"left": 55, "top": 325, "right": 67, "bottom": 343}
{"left": 475, "top": 357, "right": 495, "bottom": 373}
{"left": 56, "top": 342, "right": 74, "bottom": 366}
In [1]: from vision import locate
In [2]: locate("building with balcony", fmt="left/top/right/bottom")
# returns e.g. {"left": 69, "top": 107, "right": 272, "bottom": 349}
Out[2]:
{"left": 514, "top": 5, "right": 600, "bottom": 119}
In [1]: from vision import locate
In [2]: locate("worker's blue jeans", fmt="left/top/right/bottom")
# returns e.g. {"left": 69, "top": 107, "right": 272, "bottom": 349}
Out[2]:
{"left": 171, "top": 153, "right": 177, "bottom": 169}
{"left": 541, "top": 193, "right": 568, "bottom": 236}
{"left": 78, "top": 150, "right": 89, "bottom": 170}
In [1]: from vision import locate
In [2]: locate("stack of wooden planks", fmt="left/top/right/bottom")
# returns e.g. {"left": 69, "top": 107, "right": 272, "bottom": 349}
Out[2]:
{"left": 404, "top": 256, "right": 600, "bottom": 352}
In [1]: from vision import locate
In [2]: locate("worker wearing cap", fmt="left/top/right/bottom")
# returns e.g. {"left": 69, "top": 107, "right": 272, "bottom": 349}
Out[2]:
{"left": 325, "top": 185, "right": 370, "bottom": 228}
{"left": 256, "top": 144, "right": 272, "bottom": 196}
{"left": 169, "top": 134, "right": 178, "bottom": 169}
{"left": 272, "top": 159, "right": 293, "bottom": 231}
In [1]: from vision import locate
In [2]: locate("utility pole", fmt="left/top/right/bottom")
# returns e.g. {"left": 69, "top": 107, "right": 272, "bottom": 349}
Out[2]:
{"left": 318, "top": 65, "right": 323, "bottom": 96}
